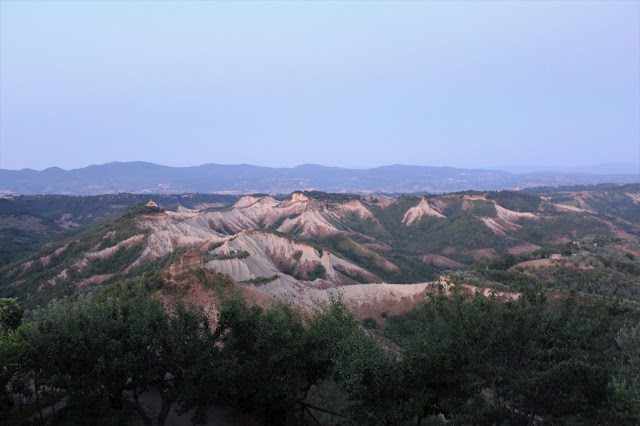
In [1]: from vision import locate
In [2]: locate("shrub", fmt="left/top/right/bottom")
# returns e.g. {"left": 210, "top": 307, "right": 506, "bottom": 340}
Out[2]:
{"left": 307, "top": 264, "right": 326, "bottom": 281}
{"left": 362, "top": 317, "right": 378, "bottom": 329}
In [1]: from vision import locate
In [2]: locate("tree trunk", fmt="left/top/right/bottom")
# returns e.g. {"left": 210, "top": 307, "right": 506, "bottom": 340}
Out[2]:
{"left": 284, "top": 402, "right": 296, "bottom": 426}
{"left": 17, "top": 369, "right": 22, "bottom": 412}
{"left": 132, "top": 387, "right": 152, "bottom": 426}
{"left": 34, "top": 372, "right": 43, "bottom": 422}
{"left": 108, "top": 387, "right": 124, "bottom": 409}
{"left": 157, "top": 392, "right": 172, "bottom": 426}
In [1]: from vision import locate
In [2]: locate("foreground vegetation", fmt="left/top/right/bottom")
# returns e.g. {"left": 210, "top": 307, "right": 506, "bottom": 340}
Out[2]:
{"left": 1, "top": 285, "right": 638, "bottom": 425}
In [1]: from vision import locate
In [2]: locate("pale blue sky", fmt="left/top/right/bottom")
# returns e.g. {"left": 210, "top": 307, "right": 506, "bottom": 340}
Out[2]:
{"left": 1, "top": 1, "right": 638, "bottom": 171}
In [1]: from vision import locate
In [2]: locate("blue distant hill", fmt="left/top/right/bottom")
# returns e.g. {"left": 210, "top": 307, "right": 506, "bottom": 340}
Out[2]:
{"left": 0, "top": 162, "right": 638, "bottom": 195}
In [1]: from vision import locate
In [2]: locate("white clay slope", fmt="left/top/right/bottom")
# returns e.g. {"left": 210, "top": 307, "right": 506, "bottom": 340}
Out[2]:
{"left": 205, "top": 230, "right": 374, "bottom": 285}
{"left": 276, "top": 209, "right": 341, "bottom": 237}
{"left": 331, "top": 200, "right": 373, "bottom": 219}
{"left": 402, "top": 198, "right": 445, "bottom": 225}
{"left": 552, "top": 203, "right": 592, "bottom": 213}
{"left": 494, "top": 203, "right": 537, "bottom": 221}
{"left": 136, "top": 194, "right": 363, "bottom": 255}
{"left": 479, "top": 217, "right": 516, "bottom": 236}
{"left": 134, "top": 214, "right": 227, "bottom": 265}
{"left": 275, "top": 280, "right": 519, "bottom": 310}
{"left": 627, "top": 193, "right": 640, "bottom": 203}
{"left": 479, "top": 202, "right": 539, "bottom": 235}
{"left": 233, "top": 195, "right": 264, "bottom": 209}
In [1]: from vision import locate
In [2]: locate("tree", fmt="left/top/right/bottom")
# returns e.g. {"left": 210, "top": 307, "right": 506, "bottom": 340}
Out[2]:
{"left": 383, "top": 286, "right": 634, "bottom": 424}
{"left": 611, "top": 323, "right": 640, "bottom": 424}
{"left": 331, "top": 329, "right": 402, "bottom": 425}
{"left": 400, "top": 288, "right": 488, "bottom": 423}
{"left": 0, "top": 299, "right": 24, "bottom": 424}
{"left": 140, "top": 303, "right": 218, "bottom": 426}
{"left": 213, "top": 296, "right": 364, "bottom": 425}
{"left": 0, "top": 336, "right": 17, "bottom": 426}
{"left": 214, "top": 298, "right": 311, "bottom": 424}
{"left": 16, "top": 296, "right": 198, "bottom": 425}
{"left": 0, "top": 298, "right": 23, "bottom": 337}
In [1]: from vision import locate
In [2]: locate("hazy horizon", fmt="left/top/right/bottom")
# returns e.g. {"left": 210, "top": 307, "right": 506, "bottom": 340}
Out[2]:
{"left": 1, "top": 1, "right": 638, "bottom": 171}
{"left": 2, "top": 160, "right": 639, "bottom": 176}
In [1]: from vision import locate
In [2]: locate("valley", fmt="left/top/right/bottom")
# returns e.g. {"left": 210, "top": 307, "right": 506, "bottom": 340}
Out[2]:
{"left": 2, "top": 184, "right": 639, "bottom": 310}
{"left": 1, "top": 184, "right": 639, "bottom": 425}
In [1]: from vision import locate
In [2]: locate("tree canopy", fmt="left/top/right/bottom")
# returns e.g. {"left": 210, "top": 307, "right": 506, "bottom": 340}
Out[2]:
{"left": 1, "top": 288, "right": 638, "bottom": 425}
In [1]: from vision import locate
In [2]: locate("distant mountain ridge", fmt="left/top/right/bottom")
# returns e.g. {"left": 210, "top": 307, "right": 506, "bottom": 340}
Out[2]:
{"left": 1, "top": 161, "right": 638, "bottom": 195}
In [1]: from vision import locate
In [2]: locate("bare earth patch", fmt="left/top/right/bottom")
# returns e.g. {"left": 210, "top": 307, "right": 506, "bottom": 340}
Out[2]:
{"left": 553, "top": 236, "right": 572, "bottom": 244}
{"left": 615, "top": 243, "right": 640, "bottom": 258}
{"left": 605, "top": 221, "right": 638, "bottom": 241}
{"left": 74, "top": 274, "right": 114, "bottom": 289}
{"left": 419, "top": 254, "right": 465, "bottom": 268}
{"left": 507, "top": 243, "right": 541, "bottom": 255}
{"left": 361, "top": 241, "right": 392, "bottom": 251}
{"left": 511, "top": 259, "right": 552, "bottom": 269}
{"left": 468, "top": 248, "right": 496, "bottom": 261}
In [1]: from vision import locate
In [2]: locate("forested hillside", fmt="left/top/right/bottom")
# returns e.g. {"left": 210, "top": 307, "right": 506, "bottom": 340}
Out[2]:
{"left": 0, "top": 193, "right": 236, "bottom": 268}
{"left": 523, "top": 183, "right": 640, "bottom": 224}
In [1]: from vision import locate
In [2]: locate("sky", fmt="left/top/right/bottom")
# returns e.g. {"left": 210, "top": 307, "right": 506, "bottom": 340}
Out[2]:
{"left": 1, "top": 1, "right": 638, "bottom": 172}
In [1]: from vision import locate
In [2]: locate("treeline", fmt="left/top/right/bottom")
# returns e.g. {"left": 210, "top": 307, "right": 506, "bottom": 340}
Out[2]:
{"left": 0, "top": 193, "right": 236, "bottom": 224}
{"left": 1, "top": 288, "right": 639, "bottom": 425}
{"left": 299, "top": 191, "right": 361, "bottom": 203}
